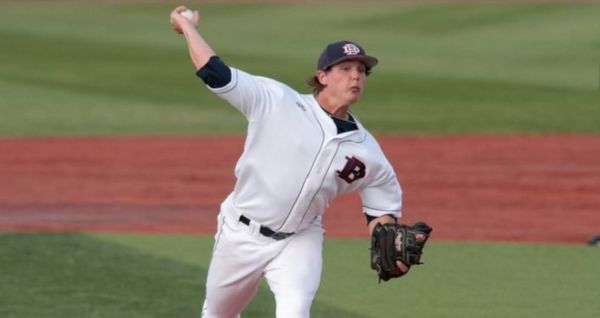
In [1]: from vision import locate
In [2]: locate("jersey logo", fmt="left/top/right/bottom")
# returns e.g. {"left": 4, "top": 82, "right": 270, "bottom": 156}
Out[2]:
{"left": 337, "top": 156, "right": 366, "bottom": 183}
{"left": 342, "top": 43, "right": 361, "bottom": 56}
{"left": 295, "top": 101, "right": 306, "bottom": 112}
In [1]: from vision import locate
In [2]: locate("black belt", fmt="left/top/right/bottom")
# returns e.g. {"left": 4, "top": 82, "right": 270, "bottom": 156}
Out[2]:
{"left": 238, "top": 215, "right": 295, "bottom": 240}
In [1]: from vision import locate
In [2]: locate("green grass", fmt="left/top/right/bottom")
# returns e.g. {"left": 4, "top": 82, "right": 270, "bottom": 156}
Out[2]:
{"left": 1, "top": 233, "right": 599, "bottom": 318}
{"left": 1, "top": 2, "right": 599, "bottom": 136}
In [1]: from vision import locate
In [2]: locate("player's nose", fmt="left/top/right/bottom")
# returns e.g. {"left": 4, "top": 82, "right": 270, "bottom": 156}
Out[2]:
{"left": 350, "top": 69, "right": 361, "bottom": 81}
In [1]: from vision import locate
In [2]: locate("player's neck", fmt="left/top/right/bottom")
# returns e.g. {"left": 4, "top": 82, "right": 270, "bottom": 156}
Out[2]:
{"left": 315, "top": 93, "right": 351, "bottom": 120}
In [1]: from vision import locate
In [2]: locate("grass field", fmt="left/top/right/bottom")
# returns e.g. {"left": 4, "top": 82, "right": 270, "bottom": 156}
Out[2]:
{"left": 1, "top": 2, "right": 600, "bottom": 318}
{"left": 1, "top": 233, "right": 599, "bottom": 318}
{"left": 1, "top": 2, "right": 599, "bottom": 135}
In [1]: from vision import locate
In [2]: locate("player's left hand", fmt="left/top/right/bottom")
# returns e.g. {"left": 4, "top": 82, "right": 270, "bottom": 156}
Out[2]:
{"left": 396, "top": 260, "right": 409, "bottom": 274}
{"left": 370, "top": 221, "right": 432, "bottom": 282}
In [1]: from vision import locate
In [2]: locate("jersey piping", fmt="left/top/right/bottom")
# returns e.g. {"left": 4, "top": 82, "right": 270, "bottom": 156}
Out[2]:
{"left": 274, "top": 107, "right": 326, "bottom": 232}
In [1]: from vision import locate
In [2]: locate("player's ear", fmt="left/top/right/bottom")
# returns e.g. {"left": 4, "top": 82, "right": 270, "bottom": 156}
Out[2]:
{"left": 316, "top": 69, "right": 328, "bottom": 85}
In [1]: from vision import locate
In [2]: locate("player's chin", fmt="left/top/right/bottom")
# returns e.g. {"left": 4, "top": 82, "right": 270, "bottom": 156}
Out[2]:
{"left": 348, "top": 89, "right": 362, "bottom": 103}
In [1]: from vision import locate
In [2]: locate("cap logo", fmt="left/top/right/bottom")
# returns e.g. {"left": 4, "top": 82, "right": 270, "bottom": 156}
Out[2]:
{"left": 342, "top": 43, "right": 361, "bottom": 56}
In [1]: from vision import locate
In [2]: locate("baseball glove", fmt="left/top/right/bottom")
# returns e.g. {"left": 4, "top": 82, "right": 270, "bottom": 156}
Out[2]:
{"left": 370, "top": 221, "right": 433, "bottom": 282}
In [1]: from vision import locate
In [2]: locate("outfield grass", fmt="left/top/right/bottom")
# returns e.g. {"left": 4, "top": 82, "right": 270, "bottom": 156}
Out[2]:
{"left": 1, "top": 2, "right": 599, "bottom": 136}
{"left": 1, "top": 233, "right": 598, "bottom": 318}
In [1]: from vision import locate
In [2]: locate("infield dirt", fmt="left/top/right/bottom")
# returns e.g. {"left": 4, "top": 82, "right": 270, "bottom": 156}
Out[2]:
{"left": 1, "top": 135, "right": 598, "bottom": 244}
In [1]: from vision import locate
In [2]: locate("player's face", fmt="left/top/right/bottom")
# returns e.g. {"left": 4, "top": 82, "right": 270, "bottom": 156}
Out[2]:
{"left": 321, "top": 61, "right": 367, "bottom": 104}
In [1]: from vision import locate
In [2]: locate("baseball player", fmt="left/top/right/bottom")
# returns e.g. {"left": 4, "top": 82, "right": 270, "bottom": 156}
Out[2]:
{"left": 170, "top": 5, "right": 414, "bottom": 318}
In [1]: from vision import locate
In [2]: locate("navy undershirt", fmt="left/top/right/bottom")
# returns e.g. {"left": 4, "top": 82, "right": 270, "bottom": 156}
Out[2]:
{"left": 329, "top": 114, "right": 358, "bottom": 134}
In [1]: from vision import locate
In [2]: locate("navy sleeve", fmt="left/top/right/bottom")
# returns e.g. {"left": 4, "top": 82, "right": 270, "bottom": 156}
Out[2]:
{"left": 195, "top": 56, "right": 232, "bottom": 88}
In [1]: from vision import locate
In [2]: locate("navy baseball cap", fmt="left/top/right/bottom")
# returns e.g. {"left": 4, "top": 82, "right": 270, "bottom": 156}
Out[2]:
{"left": 317, "top": 40, "right": 378, "bottom": 70}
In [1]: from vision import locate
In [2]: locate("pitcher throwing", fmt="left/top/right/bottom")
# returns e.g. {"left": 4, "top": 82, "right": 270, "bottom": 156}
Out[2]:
{"left": 170, "top": 5, "right": 431, "bottom": 318}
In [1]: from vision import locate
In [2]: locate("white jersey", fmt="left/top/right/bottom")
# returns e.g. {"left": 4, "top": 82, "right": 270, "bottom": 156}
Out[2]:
{"left": 209, "top": 67, "right": 402, "bottom": 234}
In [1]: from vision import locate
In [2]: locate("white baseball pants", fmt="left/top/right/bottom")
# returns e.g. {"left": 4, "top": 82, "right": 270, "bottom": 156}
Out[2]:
{"left": 201, "top": 212, "right": 324, "bottom": 318}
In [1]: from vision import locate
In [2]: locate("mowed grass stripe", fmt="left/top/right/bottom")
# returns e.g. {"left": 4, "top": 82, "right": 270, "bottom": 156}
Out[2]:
{"left": 359, "top": 73, "right": 600, "bottom": 134}
{"left": 1, "top": 3, "right": 599, "bottom": 136}
{"left": 1, "top": 233, "right": 598, "bottom": 318}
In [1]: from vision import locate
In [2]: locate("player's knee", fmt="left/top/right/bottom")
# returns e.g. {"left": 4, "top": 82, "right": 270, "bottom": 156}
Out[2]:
{"left": 275, "top": 292, "right": 315, "bottom": 318}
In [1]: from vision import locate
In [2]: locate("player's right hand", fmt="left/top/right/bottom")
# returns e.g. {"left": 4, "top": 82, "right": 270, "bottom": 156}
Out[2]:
{"left": 170, "top": 6, "right": 199, "bottom": 35}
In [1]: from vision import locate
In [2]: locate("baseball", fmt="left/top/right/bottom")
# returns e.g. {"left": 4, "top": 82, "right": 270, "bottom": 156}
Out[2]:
{"left": 181, "top": 9, "right": 194, "bottom": 21}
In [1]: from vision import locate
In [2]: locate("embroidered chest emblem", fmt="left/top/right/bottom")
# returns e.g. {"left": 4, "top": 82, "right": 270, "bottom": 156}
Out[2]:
{"left": 337, "top": 156, "right": 366, "bottom": 183}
